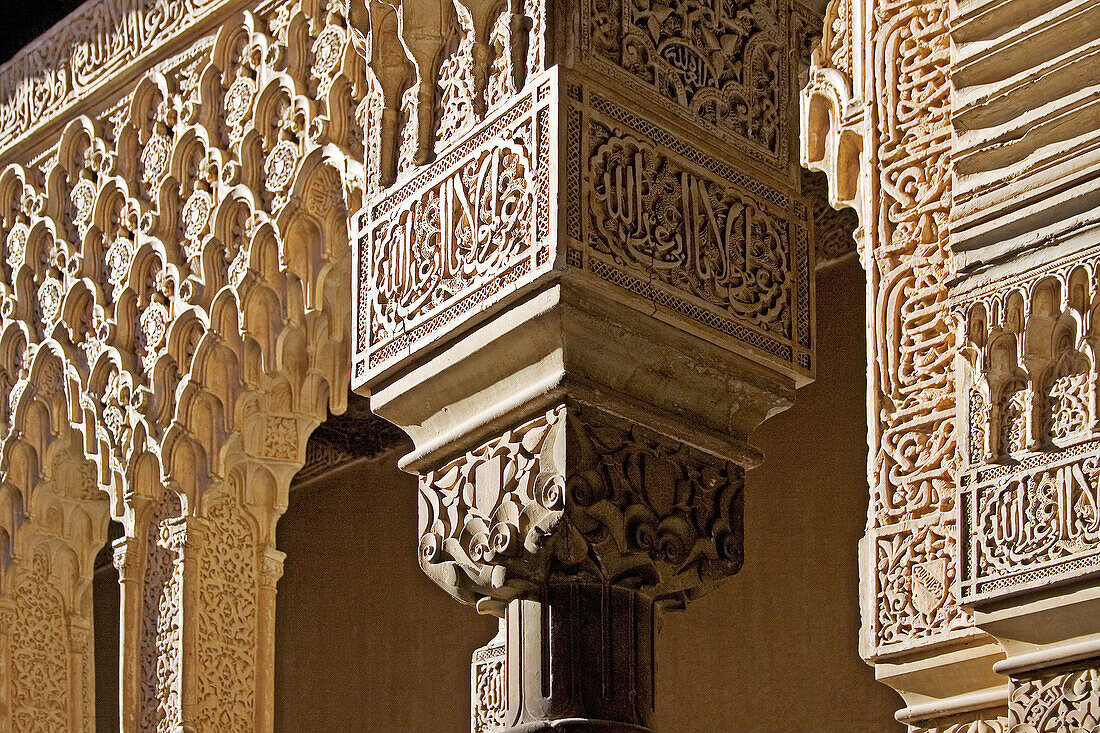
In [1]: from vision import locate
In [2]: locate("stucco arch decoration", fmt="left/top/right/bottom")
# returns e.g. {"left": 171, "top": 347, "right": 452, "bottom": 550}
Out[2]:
{"left": 800, "top": 0, "right": 1012, "bottom": 730}
{"left": 0, "top": 0, "right": 374, "bottom": 729}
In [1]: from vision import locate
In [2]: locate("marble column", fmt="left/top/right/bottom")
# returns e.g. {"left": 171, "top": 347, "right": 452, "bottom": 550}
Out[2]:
{"left": 352, "top": 1, "right": 816, "bottom": 729}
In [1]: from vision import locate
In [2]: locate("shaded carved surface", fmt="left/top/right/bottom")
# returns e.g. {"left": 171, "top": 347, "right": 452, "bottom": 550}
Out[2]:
{"left": 139, "top": 495, "right": 184, "bottom": 733}
{"left": 418, "top": 403, "right": 744, "bottom": 607}
{"left": 802, "top": 169, "right": 856, "bottom": 267}
{"left": 582, "top": 0, "right": 790, "bottom": 166}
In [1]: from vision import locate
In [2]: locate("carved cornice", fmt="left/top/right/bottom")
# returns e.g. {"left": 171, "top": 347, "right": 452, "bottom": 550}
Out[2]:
{"left": 0, "top": 0, "right": 254, "bottom": 156}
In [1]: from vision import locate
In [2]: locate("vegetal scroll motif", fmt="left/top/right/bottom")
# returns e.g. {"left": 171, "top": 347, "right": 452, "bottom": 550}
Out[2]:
{"left": 584, "top": 0, "right": 789, "bottom": 164}
{"left": 417, "top": 402, "right": 745, "bottom": 606}
{"left": 1009, "top": 665, "right": 1100, "bottom": 733}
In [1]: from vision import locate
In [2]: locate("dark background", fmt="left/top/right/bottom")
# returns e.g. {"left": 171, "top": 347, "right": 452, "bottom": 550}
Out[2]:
{"left": 0, "top": 0, "right": 86, "bottom": 64}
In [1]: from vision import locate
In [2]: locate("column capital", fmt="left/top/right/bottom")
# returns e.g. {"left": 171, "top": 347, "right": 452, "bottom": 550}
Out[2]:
{"left": 419, "top": 400, "right": 745, "bottom": 608}
{"left": 258, "top": 547, "right": 287, "bottom": 588}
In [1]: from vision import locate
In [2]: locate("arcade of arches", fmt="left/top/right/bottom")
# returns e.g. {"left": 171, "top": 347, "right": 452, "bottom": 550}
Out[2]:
{"left": 0, "top": 0, "right": 1096, "bottom": 731}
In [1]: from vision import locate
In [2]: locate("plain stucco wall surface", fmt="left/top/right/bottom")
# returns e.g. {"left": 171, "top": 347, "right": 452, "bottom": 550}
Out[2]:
{"left": 275, "top": 454, "right": 496, "bottom": 732}
{"left": 658, "top": 260, "right": 903, "bottom": 732}
{"left": 273, "top": 259, "right": 902, "bottom": 732}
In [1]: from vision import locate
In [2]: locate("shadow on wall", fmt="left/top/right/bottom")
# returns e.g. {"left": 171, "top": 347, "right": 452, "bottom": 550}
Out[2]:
{"left": 274, "top": 449, "right": 497, "bottom": 733}
{"left": 658, "top": 260, "right": 903, "bottom": 733}
{"left": 273, "top": 260, "right": 901, "bottom": 732}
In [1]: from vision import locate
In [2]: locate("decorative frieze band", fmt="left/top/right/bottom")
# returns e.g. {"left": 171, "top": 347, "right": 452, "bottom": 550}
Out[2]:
{"left": 0, "top": 0, "right": 245, "bottom": 154}
{"left": 355, "top": 70, "right": 813, "bottom": 386}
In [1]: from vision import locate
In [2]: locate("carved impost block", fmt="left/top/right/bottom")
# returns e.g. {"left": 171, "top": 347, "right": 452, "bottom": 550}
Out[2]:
{"left": 418, "top": 400, "right": 744, "bottom": 609}
{"left": 112, "top": 535, "right": 141, "bottom": 580}
{"left": 353, "top": 0, "right": 816, "bottom": 395}
{"left": 259, "top": 546, "right": 287, "bottom": 588}
{"left": 352, "top": 6, "right": 814, "bottom": 729}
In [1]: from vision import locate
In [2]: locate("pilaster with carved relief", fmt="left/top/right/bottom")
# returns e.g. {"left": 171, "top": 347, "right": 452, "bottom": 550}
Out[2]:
{"left": 354, "top": 1, "right": 814, "bottom": 729}
{"left": 800, "top": 0, "right": 1008, "bottom": 726}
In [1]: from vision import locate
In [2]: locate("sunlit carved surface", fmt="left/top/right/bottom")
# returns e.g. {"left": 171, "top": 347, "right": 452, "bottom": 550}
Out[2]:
{"left": 805, "top": 0, "right": 1100, "bottom": 727}
{"left": 0, "top": 0, "right": 1092, "bottom": 728}
{"left": 957, "top": 257, "right": 1100, "bottom": 604}
{"left": 0, "top": 0, "right": 362, "bottom": 729}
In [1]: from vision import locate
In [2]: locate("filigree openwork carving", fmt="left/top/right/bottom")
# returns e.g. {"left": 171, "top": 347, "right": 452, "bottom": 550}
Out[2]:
{"left": 957, "top": 259, "right": 1100, "bottom": 604}
{"left": 418, "top": 402, "right": 745, "bottom": 607}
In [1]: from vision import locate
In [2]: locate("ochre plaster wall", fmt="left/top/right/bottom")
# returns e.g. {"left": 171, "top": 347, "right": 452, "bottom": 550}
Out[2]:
{"left": 274, "top": 454, "right": 497, "bottom": 732}
{"left": 658, "top": 260, "right": 903, "bottom": 732}
{"left": 273, "top": 260, "right": 901, "bottom": 732}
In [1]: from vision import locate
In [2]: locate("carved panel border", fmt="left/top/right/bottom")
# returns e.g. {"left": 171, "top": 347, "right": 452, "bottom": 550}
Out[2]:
{"left": 578, "top": 0, "right": 792, "bottom": 172}
{"left": 564, "top": 83, "right": 813, "bottom": 379}
{"left": 960, "top": 447, "right": 1100, "bottom": 604}
{"left": 356, "top": 76, "right": 558, "bottom": 381}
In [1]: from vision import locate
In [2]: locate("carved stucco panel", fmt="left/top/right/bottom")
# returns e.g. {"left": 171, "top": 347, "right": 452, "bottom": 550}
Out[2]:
{"left": 1009, "top": 664, "right": 1100, "bottom": 733}
{"left": 0, "top": 0, "right": 368, "bottom": 730}
{"left": 956, "top": 255, "right": 1100, "bottom": 605}
{"left": 6, "top": 549, "right": 73, "bottom": 733}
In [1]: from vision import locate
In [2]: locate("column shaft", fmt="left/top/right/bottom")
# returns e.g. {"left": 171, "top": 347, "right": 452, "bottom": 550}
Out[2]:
{"left": 502, "top": 584, "right": 655, "bottom": 732}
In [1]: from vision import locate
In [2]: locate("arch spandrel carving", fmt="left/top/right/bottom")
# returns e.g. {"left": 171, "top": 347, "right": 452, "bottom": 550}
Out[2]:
{"left": 0, "top": 1, "right": 373, "bottom": 730}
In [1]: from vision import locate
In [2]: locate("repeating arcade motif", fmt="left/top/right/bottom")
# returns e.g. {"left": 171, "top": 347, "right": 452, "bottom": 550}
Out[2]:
{"left": 0, "top": 0, "right": 367, "bottom": 730}
{"left": 956, "top": 257, "right": 1100, "bottom": 604}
